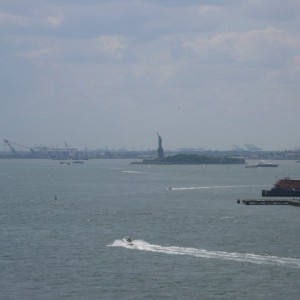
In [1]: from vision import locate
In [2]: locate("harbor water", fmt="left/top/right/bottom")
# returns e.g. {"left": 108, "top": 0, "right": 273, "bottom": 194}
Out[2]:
{"left": 0, "top": 159, "right": 300, "bottom": 299}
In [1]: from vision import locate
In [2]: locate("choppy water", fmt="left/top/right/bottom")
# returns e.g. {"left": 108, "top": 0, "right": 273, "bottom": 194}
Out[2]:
{"left": 1, "top": 159, "right": 300, "bottom": 299}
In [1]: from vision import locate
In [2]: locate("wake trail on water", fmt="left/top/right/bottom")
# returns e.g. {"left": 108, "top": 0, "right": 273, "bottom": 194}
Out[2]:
{"left": 109, "top": 240, "right": 300, "bottom": 268}
{"left": 169, "top": 184, "right": 269, "bottom": 191}
{"left": 122, "top": 170, "right": 149, "bottom": 174}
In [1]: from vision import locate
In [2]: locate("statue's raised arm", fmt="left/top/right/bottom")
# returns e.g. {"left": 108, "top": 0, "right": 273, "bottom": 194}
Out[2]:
{"left": 157, "top": 133, "right": 162, "bottom": 148}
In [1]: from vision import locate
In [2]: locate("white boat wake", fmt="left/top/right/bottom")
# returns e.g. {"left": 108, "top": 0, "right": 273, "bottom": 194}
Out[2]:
{"left": 122, "top": 170, "right": 149, "bottom": 174}
{"left": 169, "top": 184, "right": 269, "bottom": 191}
{"left": 109, "top": 240, "right": 300, "bottom": 268}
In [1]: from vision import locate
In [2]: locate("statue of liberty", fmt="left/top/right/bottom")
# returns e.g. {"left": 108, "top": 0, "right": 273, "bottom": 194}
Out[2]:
{"left": 156, "top": 133, "right": 164, "bottom": 160}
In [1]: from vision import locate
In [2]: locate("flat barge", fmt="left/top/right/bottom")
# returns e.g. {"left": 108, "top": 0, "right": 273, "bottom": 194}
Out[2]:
{"left": 242, "top": 199, "right": 300, "bottom": 206}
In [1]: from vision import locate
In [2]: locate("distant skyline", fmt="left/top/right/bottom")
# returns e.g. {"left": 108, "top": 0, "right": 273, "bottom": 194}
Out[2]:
{"left": 1, "top": 1, "right": 300, "bottom": 151}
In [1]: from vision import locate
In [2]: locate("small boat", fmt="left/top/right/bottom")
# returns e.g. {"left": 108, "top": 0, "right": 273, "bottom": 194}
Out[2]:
{"left": 72, "top": 160, "right": 84, "bottom": 164}
{"left": 245, "top": 164, "right": 258, "bottom": 168}
{"left": 122, "top": 236, "right": 133, "bottom": 245}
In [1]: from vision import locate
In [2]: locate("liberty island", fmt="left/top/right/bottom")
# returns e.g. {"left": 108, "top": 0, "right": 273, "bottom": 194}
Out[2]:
{"left": 132, "top": 133, "right": 246, "bottom": 165}
{"left": 132, "top": 133, "right": 245, "bottom": 165}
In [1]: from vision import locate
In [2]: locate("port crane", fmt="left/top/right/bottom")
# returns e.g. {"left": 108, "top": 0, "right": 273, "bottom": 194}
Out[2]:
{"left": 64, "top": 141, "right": 74, "bottom": 159}
{"left": 244, "top": 144, "right": 262, "bottom": 151}
{"left": 4, "top": 139, "right": 35, "bottom": 154}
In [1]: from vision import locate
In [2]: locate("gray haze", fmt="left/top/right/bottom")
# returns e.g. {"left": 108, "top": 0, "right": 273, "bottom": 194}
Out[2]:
{"left": 1, "top": 0, "right": 300, "bottom": 150}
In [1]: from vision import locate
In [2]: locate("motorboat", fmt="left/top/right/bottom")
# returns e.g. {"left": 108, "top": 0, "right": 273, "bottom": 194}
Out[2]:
{"left": 122, "top": 236, "right": 133, "bottom": 245}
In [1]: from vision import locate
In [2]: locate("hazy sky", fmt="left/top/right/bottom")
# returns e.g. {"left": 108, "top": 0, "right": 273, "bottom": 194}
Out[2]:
{"left": 1, "top": 0, "right": 300, "bottom": 151}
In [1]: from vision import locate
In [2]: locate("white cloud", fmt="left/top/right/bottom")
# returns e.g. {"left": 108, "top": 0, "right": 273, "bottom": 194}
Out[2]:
{"left": 180, "top": 27, "right": 300, "bottom": 68}
{"left": 196, "top": 4, "right": 222, "bottom": 15}
{"left": 46, "top": 9, "right": 64, "bottom": 27}
{"left": 94, "top": 35, "right": 128, "bottom": 59}
{"left": 1, "top": 0, "right": 300, "bottom": 150}
{"left": 234, "top": 27, "right": 300, "bottom": 66}
{"left": 20, "top": 45, "right": 60, "bottom": 59}
{"left": 243, "top": 0, "right": 300, "bottom": 22}
{"left": 0, "top": 11, "right": 29, "bottom": 26}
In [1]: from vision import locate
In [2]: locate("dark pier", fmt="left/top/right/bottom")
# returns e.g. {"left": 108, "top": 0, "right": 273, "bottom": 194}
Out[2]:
{"left": 241, "top": 199, "right": 300, "bottom": 206}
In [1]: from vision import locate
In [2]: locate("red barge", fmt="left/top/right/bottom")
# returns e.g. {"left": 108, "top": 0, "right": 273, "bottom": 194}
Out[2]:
{"left": 262, "top": 177, "right": 300, "bottom": 197}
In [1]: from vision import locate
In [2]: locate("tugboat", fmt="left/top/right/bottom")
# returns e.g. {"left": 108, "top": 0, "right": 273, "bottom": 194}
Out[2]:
{"left": 262, "top": 177, "right": 300, "bottom": 197}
